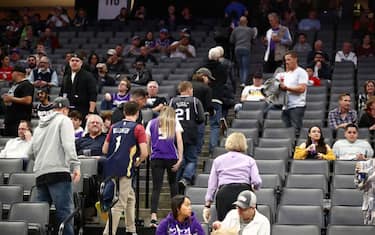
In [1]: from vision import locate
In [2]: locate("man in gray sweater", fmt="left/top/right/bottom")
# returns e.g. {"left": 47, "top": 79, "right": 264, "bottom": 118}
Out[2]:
{"left": 28, "top": 97, "right": 80, "bottom": 235}
{"left": 230, "top": 16, "right": 257, "bottom": 87}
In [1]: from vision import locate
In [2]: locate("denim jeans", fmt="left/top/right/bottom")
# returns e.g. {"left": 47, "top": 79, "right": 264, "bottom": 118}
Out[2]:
{"left": 209, "top": 102, "right": 222, "bottom": 153}
{"left": 37, "top": 181, "right": 74, "bottom": 235}
{"left": 235, "top": 48, "right": 250, "bottom": 84}
{"left": 282, "top": 106, "right": 306, "bottom": 135}
{"left": 177, "top": 144, "right": 198, "bottom": 182}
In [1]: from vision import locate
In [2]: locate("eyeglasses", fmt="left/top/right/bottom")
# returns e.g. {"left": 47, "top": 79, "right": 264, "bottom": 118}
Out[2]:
{"left": 18, "top": 128, "right": 29, "bottom": 130}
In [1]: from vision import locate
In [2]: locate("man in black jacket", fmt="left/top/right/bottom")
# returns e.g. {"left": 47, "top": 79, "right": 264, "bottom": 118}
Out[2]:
{"left": 59, "top": 54, "right": 97, "bottom": 121}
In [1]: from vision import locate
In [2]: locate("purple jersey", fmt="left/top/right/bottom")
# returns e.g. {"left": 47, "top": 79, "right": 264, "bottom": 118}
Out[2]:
{"left": 112, "top": 92, "right": 130, "bottom": 107}
{"left": 147, "top": 118, "right": 178, "bottom": 160}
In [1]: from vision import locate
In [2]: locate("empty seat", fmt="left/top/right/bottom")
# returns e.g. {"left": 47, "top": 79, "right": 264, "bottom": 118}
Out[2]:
{"left": 255, "top": 188, "right": 277, "bottom": 221}
{"left": 262, "top": 128, "right": 295, "bottom": 141}
{"left": 329, "top": 206, "right": 363, "bottom": 225}
{"left": 256, "top": 160, "right": 286, "bottom": 181}
{"left": 254, "top": 147, "right": 289, "bottom": 163}
{"left": 290, "top": 160, "right": 330, "bottom": 179}
{"left": 258, "top": 138, "right": 293, "bottom": 156}
{"left": 0, "top": 185, "right": 23, "bottom": 210}
{"left": 263, "top": 119, "right": 286, "bottom": 128}
{"left": 276, "top": 205, "right": 324, "bottom": 228}
{"left": 8, "top": 173, "right": 36, "bottom": 197}
{"left": 286, "top": 174, "right": 328, "bottom": 195}
{"left": 185, "top": 187, "right": 207, "bottom": 204}
{"left": 272, "top": 224, "right": 320, "bottom": 235}
{"left": 265, "top": 110, "right": 282, "bottom": 120}
{"left": 79, "top": 158, "right": 98, "bottom": 177}
{"left": 280, "top": 188, "right": 324, "bottom": 206}
{"left": 331, "top": 188, "right": 363, "bottom": 206}
{"left": 203, "top": 159, "right": 213, "bottom": 174}
{"left": 194, "top": 174, "right": 209, "bottom": 188}
{"left": 0, "top": 158, "right": 23, "bottom": 178}
{"left": 331, "top": 175, "right": 356, "bottom": 189}
{"left": 241, "top": 101, "right": 267, "bottom": 111}
{"left": 327, "top": 225, "right": 375, "bottom": 235}
{"left": 334, "top": 160, "right": 357, "bottom": 175}
{"left": 231, "top": 119, "right": 260, "bottom": 129}
{"left": 191, "top": 204, "right": 217, "bottom": 224}
{"left": 212, "top": 147, "right": 227, "bottom": 158}
{"left": 0, "top": 221, "right": 28, "bottom": 235}
{"left": 236, "top": 110, "right": 263, "bottom": 121}
{"left": 168, "top": 74, "right": 189, "bottom": 81}
{"left": 8, "top": 202, "right": 50, "bottom": 235}
{"left": 260, "top": 174, "right": 282, "bottom": 189}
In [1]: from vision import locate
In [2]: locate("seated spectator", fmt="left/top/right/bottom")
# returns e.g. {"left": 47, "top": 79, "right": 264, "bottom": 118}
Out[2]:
{"left": 124, "top": 36, "right": 142, "bottom": 58}
{"left": 359, "top": 97, "right": 375, "bottom": 130}
{"left": 356, "top": 33, "right": 375, "bottom": 58}
{"left": 35, "top": 44, "right": 47, "bottom": 63}
{"left": 308, "top": 51, "right": 331, "bottom": 80}
{"left": 358, "top": 80, "right": 375, "bottom": 111}
{"left": 335, "top": 41, "right": 358, "bottom": 67}
{"left": 134, "top": 5, "right": 146, "bottom": 21}
{"left": 106, "top": 49, "right": 128, "bottom": 74}
{"left": 0, "top": 120, "right": 32, "bottom": 159}
{"left": 0, "top": 55, "right": 13, "bottom": 81}
{"left": 19, "top": 26, "right": 37, "bottom": 52}
{"left": 68, "top": 110, "right": 84, "bottom": 139}
{"left": 293, "top": 33, "right": 312, "bottom": 54}
{"left": 145, "top": 81, "right": 167, "bottom": 114}
{"left": 95, "top": 63, "right": 115, "bottom": 93}
{"left": 234, "top": 72, "right": 265, "bottom": 112}
{"left": 294, "top": 126, "right": 335, "bottom": 160}
{"left": 210, "top": 190, "right": 270, "bottom": 235}
{"left": 180, "top": 7, "right": 194, "bottom": 26}
{"left": 9, "top": 48, "right": 22, "bottom": 67}
{"left": 75, "top": 114, "right": 106, "bottom": 157}
{"left": 28, "top": 56, "right": 58, "bottom": 88}
{"left": 306, "top": 66, "right": 321, "bottom": 86}
{"left": 100, "top": 78, "right": 131, "bottom": 111}
{"left": 307, "top": 40, "right": 330, "bottom": 65}
{"left": 353, "top": 12, "right": 375, "bottom": 40}
{"left": 114, "top": 44, "right": 125, "bottom": 60}
{"left": 34, "top": 87, "right": 53, "bottom": 119}
{"left": 141, "top": 31, "right": 157, "bottom": 52}
{"left": 38, "top": 27, "right": 60, "bottom": 50}
{"left": 87, "top": 52, "right": 100, "bottom": 75}
{"left": 328, "top": 93, "right": 358, "bottom": 130}
{"left": 101, "top": 111, "right": 112, "bottom": 134}
{"left": 155, "top": 28, "right": 172, "bottom": 57}
{"left": 332, "top": 123, "right": 373, "bottom": 160}
{"left": 72, "top": 8, "right": 88, "bottom": 28}
{"left": 298, "top": 9, "right": 321, "bottom": 31}
{"left": 46, "top": 6, "right": 70, "bottom": 28}
{"left": 129, "top": 60, "right": 152, "bottom": 86}
{"left": 169, "top": 34, "right": 196, "bottom": 59}
{"left": 134, "top": 46, "right": 158, "bottom": 66}
{"left": 159, "top": 4, "right": 178, "bottom": 30}
{"left": 115, "top": 7, "right": 128, "bottom": 22}
{"left": 25, "top": 55, "right": 37, "bottom": 77}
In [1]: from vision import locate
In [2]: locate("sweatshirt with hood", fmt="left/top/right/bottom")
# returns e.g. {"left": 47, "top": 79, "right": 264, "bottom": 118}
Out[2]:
{"left": 156, "top": 212, "right": 205, "bottom": 235}
{"left": 28, "top": 111, "right": 80, "bottom": 178}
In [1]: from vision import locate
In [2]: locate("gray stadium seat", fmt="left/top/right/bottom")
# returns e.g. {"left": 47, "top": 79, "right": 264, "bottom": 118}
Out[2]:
{"left": 258, "top": 138, "right": 293, "bottom": 156}
{"left": 262, "top": 128, "right": 295, "bottom": 141}
{"left": 8, "top": 173, "right": 36, "bottom": 197}
{"left": 236, "top": 110, "right": 263, "bottom": 121}
{"left": 191, "top": 204, "right": 217, "bottom": 224}
{"left": 265, "top": 110, "right": 282, "bottom": 120}
{"left": 280, "top": 188, "right": 324, "bottom": 206}
{"left": 241, "top": 101, "right": 267, "bottom": 111}
{"left": 286, "top": 174, "right": 328, "bottom": 195}
{"left": 211, "top": 147, "right": 227, "bottom": 158}
{"left": 331, "top": 175, "right": 356, "bottom": 189}
{"left": 254, "top": 147, "right": 289, "bottom": 164}
{"left": 0, "top": 158, "right": 23, "bottom": 178}
{"left": 263, "top": 119, "right": 287, "bottom": 128}
{"left": 329, "top": 206, "right": 363, "bottom": 225}
{"left": 331, "top": 188, "right": 363, "bottom": 206}
{"left": 260, "top": 174, "right": 282, "bottom": 189}
{"left": 256, "top": 160, "right": 286, "bottom": 181}
{"left": 0, "top": 221, "right": 28, "bottom": 235}
{"left": 257, "top": 204, "right": 272, "bottom": 224}
{"left": 327, "top": 225, "right": 375, "bottom": 235}
{"left": 0, "top": 185, "right": 23, "bottom": 210}
{"left": 255, "top": 188, "right": 277, "bottom": 221}
{"left": 334, "top": 160, "right": 357, "bottom": 175}
{"left": 290, "top": 160, "right": 330, "bottom": 179}
{"left": 272, "top": 224, "right": 320, "bottom": 235}
{"left": 231, "top": 119, "right": 260, "bottom": 129}
{"left": 276, "top": 205, "right": 324, "bottom": 228}
{"left": 185, "top": 187, "right": 207, "bottom": 204}
{"left": 194, "top": 174, "right": 209, "bottom": 188}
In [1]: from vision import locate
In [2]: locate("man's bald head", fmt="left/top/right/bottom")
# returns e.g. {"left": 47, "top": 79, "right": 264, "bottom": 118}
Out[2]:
{"left": 239, "top": 16, "right": 248, "bottom": 26}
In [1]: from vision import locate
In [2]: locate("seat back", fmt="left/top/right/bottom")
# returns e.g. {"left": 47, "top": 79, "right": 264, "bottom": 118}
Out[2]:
{"left": 254, "top": 147, "right": 289, "bottom": 163}
{"left": 8, "top": 173, "right": 36, "bottom": 197}
{"left": 0, "top": 159, "right": 23, "bottom": 178}
{"left": 79, "top": 158, "right": 98, "bottom": 177}
{"left": 191, "top": 204, "right": 217, "bottom": 224}
{"left": 331, "top": 188, "right": 363, "bottom": 206}
{"left": 194, "top": 174, "right": 209, "bottom": 188}
{"left": 0, "top": 185, "right": 23, "bottom": 209}
{"left": 271, "top": 224, "right": 320, "bottom": 235}
{"left": 329, "top": 206, "right": 363, "bottom": 225}
{"left": 260, "top": 174, "right": 282, "bottom": 189}
{"left": 256, "top": 160, "right": 286, "bottom": 181}
{"left": 327, "top": 225, "right": 375, "bottom": 235}
{"left": 277, "top": 205, "right": 324, "bottom": 228}
{"left": 0, "top": 221, "right": 28, "bottom": 235}
{"left": 290, "top": 160, "right": 330, "bottom": 178}
{"left": 286, "top": 174, "right": 328, "bottom": 195}
{"left": 257, "top": 204, "right": 272, "bottom": 224}
{"left": 185, "top": 187, "right": 207, "bottom": 204}
{"left": 280, "top": 188, "right": 324, "bottom": 206}
{"left": 331, "top": 175, "right": 356, "bottom": 189}
{"left": 255, "top": 188, "right": 277, "bottom": 221}
{"left": 333, "top": 161, "right": 356, "bottom": 175}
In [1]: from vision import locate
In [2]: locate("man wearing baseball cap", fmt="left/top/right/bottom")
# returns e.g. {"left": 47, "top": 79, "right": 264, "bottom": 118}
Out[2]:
{"left": 28, "top": 96, "right": 80, "bottom": 235}
{"left": 211, "top": 190, "right": 270, "bottom": 235}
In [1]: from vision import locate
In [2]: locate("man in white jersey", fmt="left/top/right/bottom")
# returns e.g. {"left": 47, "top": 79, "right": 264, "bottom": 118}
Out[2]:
{"left": 278, "top": 51, "right": 308, "bottom": 135}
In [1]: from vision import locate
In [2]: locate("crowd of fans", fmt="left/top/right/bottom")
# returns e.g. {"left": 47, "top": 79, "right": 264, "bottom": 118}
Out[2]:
{"left": 1, "top": 0, "right": 375, "bottom": 234}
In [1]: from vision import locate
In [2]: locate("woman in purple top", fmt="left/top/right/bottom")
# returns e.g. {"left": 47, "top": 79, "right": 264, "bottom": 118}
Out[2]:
{"left": 146, "top": 106, "right": 183, "bottom": 227}
{"left": 203, "top": 132, "right": 262, "bottom": 221}
{"left": 156, "top": 195, "right": 205, "bottom": 235}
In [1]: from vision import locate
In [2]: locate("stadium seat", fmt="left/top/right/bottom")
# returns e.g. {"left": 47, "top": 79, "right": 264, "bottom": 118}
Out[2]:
{"left": 326, "top": 225, "right": 375, "bottom": 235}
{"left": 285, "top": 174, "right": 328, "bottom": 195}
{"left": 271, "top": 224, "right": 320, "bottom": 235}
{"left": 280, "top": 188, "right": 324, "bottom": 206}
{"left": 0, "top": 221, "right": 28, "bottom": 235}
{"left": 331, "top": 188, "right": 363, "bottom": 206}
{"left": 329, "top": 206, "right": 363, "bottom": 225}
{"left": 290, "top": 160, "right": 330, "bottom": 179}
{"left": 276, "top": 205, "right": 324, "bottom": 228}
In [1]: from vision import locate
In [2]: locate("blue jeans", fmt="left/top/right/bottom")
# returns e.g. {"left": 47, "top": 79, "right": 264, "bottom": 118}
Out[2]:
{"left": 282, "top": 106, "right": 306, "bottom": 135}
{"left": 196, "top": 122, "right": 205, "bottom": 156}
{"left": 37, "top": 181, "right": 74, "bottom": 235}
{"left": 177, "top": 144, "right": 197, "bottom": 182}
{"left": 209, "top": 102, "right": 222, "bottom": 153}
{"left": 235, "top": 48, "right": 250, "bottom": 84}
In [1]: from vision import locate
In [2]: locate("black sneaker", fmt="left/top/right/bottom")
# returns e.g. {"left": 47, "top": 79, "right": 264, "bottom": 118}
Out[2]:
{"left": 150, "top": 219, "right": 158, "bottom": 228}
{"left": 178, "top": 178, "right": 189, "bottom": 194}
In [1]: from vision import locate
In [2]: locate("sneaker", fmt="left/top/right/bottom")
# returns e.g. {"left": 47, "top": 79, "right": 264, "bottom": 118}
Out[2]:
{"left": 178, "top": 178, "right": 190, "bottom": 194}
{"left": 150, "top": 219, "right": 158, "bottom": 228}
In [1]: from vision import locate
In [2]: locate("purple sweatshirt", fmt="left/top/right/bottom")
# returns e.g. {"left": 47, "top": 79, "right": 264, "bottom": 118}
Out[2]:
{"left": 156, "top": 212, "right": 205, "bottom": 235}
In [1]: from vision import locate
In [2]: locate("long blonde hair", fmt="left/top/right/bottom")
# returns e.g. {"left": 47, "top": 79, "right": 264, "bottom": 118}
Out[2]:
{"left": 158, "top": 106, "right": 176, "bottom": 139}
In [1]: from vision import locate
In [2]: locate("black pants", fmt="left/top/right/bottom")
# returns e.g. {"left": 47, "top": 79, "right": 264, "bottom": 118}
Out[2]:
{"left": 4, "top": 122, "right": 19, "bottom": 137}
{"left": 216, "top": 183, "right": 251, "bottom": 221}
{"left": 151, "top": 159, "right": 178, "bottom": 213}
{"left": 263, "top": 50, "right": 283, "bottom": 73}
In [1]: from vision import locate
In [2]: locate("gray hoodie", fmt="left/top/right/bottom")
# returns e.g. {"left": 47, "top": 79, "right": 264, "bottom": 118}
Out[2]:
{"left": 28, "top": 111, "right": 80, "bottom": 177}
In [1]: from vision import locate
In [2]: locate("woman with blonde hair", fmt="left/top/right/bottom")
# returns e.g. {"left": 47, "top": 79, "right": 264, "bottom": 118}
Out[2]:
{"left": 203, "top": 132, "right": 262, "bottom": 222}
{"left": 146, "top": 106, "right": 183, "bottom": 227}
